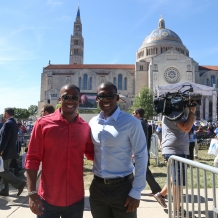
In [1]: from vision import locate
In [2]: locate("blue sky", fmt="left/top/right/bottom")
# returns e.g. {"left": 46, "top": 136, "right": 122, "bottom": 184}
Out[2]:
{"left": 0, "top": 0, "right": 218, "bottom": 114}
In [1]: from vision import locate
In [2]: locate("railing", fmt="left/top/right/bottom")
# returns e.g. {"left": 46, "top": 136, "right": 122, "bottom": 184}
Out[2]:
{"left": 150, "top": 133, "right": 159, "bottom": 165}
{"left": 167, "top": 155, "right": 218, "bottom": 218}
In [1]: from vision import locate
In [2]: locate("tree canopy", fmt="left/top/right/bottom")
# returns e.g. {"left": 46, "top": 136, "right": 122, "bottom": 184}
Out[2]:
{"left": 14, "top": 108, "right": 30, "bottom": 120}
{"left": 130, "top": 86, "right": 154, "bottom": 119}
{"left": 28, "top": 105, "right": 38, "bottom": 115}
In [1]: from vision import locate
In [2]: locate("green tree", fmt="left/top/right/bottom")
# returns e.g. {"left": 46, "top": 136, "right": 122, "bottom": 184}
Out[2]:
{"left": 14, "top": 108, "right": 30, "bottom": 120}
{"left": 55, "top": 103, "right": 61, "bottom": 110}
{"left": 130, "top": 86, "right": 154, "bottom": 119}
{"left": 28, "top": 105, "right": 38, "bottom": 116}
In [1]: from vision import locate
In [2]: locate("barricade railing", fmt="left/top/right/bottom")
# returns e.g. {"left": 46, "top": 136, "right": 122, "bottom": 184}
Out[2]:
{"left": 150, "top": 133, "right": 159, "bottom": 165}
{"left": 167, "top": 155, "right": 218, "bottom": 218}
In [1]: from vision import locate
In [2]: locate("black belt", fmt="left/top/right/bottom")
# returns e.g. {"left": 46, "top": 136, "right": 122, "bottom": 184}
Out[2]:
{"left": 94, "top": 173, "right": 133, "bottom": 184}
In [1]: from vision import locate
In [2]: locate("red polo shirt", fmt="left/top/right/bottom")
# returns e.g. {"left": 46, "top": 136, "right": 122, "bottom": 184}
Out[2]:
{"left": 25, "top": 109, "right": 94, "bottom": 206}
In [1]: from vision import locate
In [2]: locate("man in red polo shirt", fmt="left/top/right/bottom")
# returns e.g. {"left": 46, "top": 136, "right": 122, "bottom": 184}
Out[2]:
{"left": 25, "top": 84, "right": 94, "bottom": 218}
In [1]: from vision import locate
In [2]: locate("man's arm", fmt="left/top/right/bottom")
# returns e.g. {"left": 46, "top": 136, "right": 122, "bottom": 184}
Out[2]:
{"left": 125, "top": 119, "right": 148, "bottom": 212}
{"left": 177, "top": 106, "right": 196, "bottom": 133}
{"left": 0, "top": 123, "right": 11, "bottom": 153}
{"left": 25, "top": 121, "right": 44, "bottom": 215}
{"left": 26, "top": 169, "right": 44, "bottom": 215}
{"left": 85, "top": 132, "right": 94, "bottom": 161}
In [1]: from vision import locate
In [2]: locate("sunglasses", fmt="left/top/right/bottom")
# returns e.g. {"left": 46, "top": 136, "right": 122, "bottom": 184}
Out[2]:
{"left": 61, "top": 94, "right": 79, "bottom": 102}
{"left": 96, "top": 93, "right": 116, "bottom": 101}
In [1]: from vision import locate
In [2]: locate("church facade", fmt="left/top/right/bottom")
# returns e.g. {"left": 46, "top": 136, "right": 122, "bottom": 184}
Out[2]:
{"left": 38, "top": 6, "right": 218, "bottom": 121}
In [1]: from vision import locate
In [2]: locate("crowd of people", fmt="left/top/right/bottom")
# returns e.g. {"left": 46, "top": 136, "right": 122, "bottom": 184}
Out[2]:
{"left": 1, "top": 82, "right": 218, "bottom": 218}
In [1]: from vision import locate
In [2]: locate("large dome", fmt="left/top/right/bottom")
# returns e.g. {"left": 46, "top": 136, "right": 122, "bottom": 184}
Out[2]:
{"left": 142, "top": 17, "right": 183, "bottom": 46}
{"left": 143, "top": 28, "right": 183, "bottom": 45}
{"left": 136, "top": 17, "right": 189, "bottom": 61}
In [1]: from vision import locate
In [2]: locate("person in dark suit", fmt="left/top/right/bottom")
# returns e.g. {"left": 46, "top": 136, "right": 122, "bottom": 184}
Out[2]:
{"left": 0, "top": 108, "right": 26, "bottom": 196}
{"left": 133, "top": 108, "right": 161, "bottom": 196}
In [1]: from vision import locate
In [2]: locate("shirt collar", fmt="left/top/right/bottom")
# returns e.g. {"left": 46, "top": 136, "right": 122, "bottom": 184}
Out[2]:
{"left": 51, "top": 108, "right": 82, "bottom": 124}
{"left": 98, "top": 107, "right": 121, "bottom": 121}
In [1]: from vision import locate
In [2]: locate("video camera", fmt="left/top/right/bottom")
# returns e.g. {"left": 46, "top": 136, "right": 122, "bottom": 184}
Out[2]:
{"left": 154, "top": 85, "right": 202, "bottom": 121}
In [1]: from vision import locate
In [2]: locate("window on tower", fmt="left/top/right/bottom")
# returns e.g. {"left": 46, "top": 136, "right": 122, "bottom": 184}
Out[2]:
{"left": 74, "top": 49, "right": 78, "bottom": 55}
{"left": 211, "top": 76, "right": 215, "bottom": 87}
{"left": 83, "top": 74, "right": 88, "bottom": 90}
{"left": 50, "top": 94, "right": 57, "bottom": 98}
{"left": 118, "top": 74, "right": 122, "bottom": 90}
{"left": 74, "top": 40, "right": 78, "bottom": 45}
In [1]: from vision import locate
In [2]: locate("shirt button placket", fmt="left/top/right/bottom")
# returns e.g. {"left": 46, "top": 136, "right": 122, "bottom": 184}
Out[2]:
{"left": 101, "top": 122, "right": 106, "bottom": 172}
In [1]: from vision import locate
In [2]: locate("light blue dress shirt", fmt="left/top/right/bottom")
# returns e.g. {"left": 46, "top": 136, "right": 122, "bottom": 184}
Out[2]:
{"left": 89, "top": 107, "right": 148, "bottom": 200}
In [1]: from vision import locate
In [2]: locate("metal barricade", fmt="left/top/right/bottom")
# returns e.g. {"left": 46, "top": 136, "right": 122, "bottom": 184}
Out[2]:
{"left": 150, "top": 133, "right": 159, "bottom": 165}
{"left": 167, "top": 155, "right": 218, "bottom": 218}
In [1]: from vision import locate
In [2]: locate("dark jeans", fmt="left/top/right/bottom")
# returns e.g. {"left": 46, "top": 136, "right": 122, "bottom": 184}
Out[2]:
{"left": 37, "top": 198, "right": 84, "bottom": 218}
{"left": 146, "top": 166, "right": 161, "bottom": 194}
{"left": 188, "top": 142, "right": 195, "bottom": 160}
{"left": 89, "top": 177, "right": 136, "bottom": 218}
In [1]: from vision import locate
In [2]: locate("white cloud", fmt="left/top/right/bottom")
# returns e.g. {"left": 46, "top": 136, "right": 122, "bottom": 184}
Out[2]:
{"left": 0, "top": 27, "right": 42, "bottom": 64}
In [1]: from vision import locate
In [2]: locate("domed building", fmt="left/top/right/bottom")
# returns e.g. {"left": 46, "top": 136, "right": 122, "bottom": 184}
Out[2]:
{"left": 135, "top": 17, "right": 196, "bottom": 94}
{"left": 39, "top": 6, "right": 218, "bottom": 121}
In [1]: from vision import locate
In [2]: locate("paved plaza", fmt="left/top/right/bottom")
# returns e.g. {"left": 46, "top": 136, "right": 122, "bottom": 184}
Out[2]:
{"left": 0, "top": 188, "right": 216, "bottom": 218}
{"left": 1, "top": 189, "right": 170, "bottom": 218}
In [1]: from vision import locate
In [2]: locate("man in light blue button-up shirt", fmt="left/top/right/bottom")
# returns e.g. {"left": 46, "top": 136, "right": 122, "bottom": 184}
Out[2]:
{"left": 89, "top": 82, "right": 148, "bottom": 218}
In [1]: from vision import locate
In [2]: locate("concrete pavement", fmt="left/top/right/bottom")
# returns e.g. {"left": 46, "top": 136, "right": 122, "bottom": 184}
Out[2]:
{"left": 0, "top": 188, "right": 216, "bottom": 218}
{"left": 0, "top": 189, "right": 169, "bottom": 218}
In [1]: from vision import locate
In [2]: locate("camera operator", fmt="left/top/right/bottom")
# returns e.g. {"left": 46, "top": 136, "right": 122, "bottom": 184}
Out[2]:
{"left": 154, "top": 103, "right": 196, "bottom": 216}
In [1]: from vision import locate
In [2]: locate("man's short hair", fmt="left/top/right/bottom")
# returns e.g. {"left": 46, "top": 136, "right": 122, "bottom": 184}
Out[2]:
{"left": 134, "top": 108, "right": 145, "bottom": 118}
{"left": 98, "top": 82, "right": 117, "bottom": 93}
{"left": 60, "top": 84, "right": 80, "bottom": 94}
{"left": 43, "top": 104, "right": 55, "bottom": 114}
{"left": 5, "top": 108, "right": 14, "bottom": 116}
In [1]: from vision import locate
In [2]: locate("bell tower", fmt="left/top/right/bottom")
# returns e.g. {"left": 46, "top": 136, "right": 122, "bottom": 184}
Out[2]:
{"left": 69, "top": 5, "right": 84, "bottom": 64}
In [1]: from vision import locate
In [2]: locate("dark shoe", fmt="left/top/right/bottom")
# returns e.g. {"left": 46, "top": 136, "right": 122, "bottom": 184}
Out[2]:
{"left": 154, "top": 192, "right": 167, "bottom": 208}
{"left": 17, "top": 182, "right": 26, "bottom": 196}
{"left": 0, "top": 190, "right": 9, "bottom": 196}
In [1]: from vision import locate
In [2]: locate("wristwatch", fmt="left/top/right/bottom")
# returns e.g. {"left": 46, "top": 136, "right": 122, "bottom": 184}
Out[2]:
{"left": 28, "top": 190, "right": 37, "bottom": 196}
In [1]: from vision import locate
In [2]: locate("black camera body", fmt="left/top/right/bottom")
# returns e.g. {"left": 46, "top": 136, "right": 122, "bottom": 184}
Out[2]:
{"left": 154, "top": 85, "right": 202, "bottom": 121}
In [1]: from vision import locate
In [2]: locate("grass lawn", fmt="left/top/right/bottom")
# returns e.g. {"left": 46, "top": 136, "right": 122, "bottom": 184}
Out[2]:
{"left": 83, "top": 149, "right": 217, "bottom": 190}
